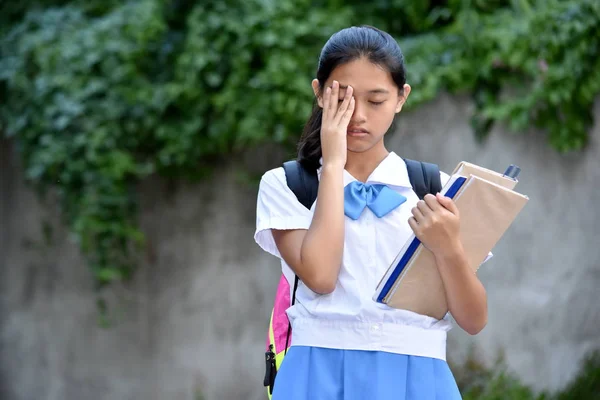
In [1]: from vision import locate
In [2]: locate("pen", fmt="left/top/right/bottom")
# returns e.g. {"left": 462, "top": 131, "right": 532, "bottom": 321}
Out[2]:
{"left": 503, "top": 164, "right": 521, "bottom": 180}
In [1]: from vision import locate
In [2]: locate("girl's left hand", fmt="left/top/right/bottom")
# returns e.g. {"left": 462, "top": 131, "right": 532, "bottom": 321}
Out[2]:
{"left": 408, "top": 193, "right": 461, "bottom": 257}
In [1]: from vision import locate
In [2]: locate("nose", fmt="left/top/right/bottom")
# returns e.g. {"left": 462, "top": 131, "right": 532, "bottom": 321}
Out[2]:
{"left": 350, "top": 100, "right": 366, "bottom": 124}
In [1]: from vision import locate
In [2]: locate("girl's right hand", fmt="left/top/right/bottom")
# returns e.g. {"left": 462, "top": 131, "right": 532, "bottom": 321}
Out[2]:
{"left": 320, "top": 80, "right": 355, "bottom": 168}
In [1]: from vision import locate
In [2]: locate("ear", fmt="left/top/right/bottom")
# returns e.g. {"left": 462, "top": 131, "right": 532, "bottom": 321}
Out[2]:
{"left": 395, "top": 84, "right": 411, "bottom": 113}
{"left": 312, "top": 79, "right": 324, "bottom": 108}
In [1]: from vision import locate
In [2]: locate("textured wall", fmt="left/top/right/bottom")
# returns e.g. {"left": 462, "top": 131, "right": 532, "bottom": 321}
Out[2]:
{"left": 1, "top": 94, "right": 598, "bottom": 400}
{"left": 391, "top": 94, "right": 600, "bottom": 393}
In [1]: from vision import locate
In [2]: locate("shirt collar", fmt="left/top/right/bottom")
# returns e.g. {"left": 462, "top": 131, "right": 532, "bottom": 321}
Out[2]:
{"left": 317, "top": 152, "right": 413, "bottom": 188}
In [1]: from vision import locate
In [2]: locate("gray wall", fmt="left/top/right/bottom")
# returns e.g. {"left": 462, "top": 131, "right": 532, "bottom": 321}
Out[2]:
{"left": 1, "top": 94, "right": 599, "bottom": 400}
{"left": 394, "top": 94, "right": 600, "bottom": 392}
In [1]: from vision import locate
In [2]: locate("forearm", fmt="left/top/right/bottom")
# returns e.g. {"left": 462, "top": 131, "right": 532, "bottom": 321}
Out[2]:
{"left": 300, "top": 163, "right": 345, "bottom": 293}
{"left": 434, "top": 240, "right": 488, "bottom": 335}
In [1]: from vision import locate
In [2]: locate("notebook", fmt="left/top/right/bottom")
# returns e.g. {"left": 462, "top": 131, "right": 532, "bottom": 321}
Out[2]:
{"left": 373, "top": 162, "right": 529, "bottom": 320}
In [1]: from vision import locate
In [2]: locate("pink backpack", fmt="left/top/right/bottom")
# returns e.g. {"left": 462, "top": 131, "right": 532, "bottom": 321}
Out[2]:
{"left": 263, "top": 161, "right": 314, "bottom": 398}
{"left": 263, "top": 273, "right": 299, "bottom": 398}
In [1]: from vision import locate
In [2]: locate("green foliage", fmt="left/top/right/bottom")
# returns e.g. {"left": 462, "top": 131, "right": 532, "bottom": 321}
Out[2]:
{"left": 400, "top": 0, "right": 600, "bottom": 150}
{"left": 461, "top": 370, "right": 548, "bottom": 400}
{"left": 554, "top": 352, "right": 600, "bottom": 400}
{"left": 1, "top": 0, "right": 599, "bottom": 286}
{"left": 0, "top": 2, "right": 166, "bottom": 284}
{"left": 455, "top": 350, "right": 600, "bottom": 400}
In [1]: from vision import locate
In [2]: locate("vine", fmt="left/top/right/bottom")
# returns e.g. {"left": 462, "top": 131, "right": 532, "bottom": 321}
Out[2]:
{"left": 1, "top": 0, "right": 598, "bottom": 287}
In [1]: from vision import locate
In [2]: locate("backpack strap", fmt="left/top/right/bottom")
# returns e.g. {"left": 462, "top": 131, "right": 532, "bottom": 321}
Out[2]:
{"left": 283, "top": 158, "right": 442, "bottom": 203}
{"left": 281, "top": 160, "right": 318, "bottom": 354}
{"left": 404, "top": 159, "right": 442, "bottom": 200}
{"left": 282, "top": 161, "right": 318, "bottom": 299}
{"left": 282, "top": 160, "right": 319, "bottom": 210}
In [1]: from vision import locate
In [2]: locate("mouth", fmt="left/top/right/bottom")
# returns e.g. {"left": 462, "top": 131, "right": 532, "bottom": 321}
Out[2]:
{"left": 347, "top": 127, "right": 369, "bottom": 137}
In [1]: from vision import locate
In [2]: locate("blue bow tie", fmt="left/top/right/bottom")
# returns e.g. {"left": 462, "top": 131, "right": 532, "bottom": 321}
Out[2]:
{"left": 344, "top": 181, "right": 407, "bottom": 220}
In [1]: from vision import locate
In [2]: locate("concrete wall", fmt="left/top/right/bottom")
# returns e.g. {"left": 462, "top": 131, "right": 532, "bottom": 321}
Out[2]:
{"left": 1, "top": 94, "right": 598, "bottom": 400}
{"left": 393, "top": 94, "right": 600, "bottom": 392}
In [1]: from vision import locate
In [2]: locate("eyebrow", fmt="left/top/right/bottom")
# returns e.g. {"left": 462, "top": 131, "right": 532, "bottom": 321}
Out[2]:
{"left": 338, "top": 84, "right": 389, "bottom": 94}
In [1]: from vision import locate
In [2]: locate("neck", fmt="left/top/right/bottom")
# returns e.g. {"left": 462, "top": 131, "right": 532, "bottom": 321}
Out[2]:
{"left": 345, "top": 141, "right": 389, "bottom": 182}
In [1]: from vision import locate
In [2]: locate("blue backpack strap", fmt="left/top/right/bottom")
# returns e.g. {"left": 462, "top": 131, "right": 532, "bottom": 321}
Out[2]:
{"left": 404, "top": 158, "right": 442, "bottom": 200}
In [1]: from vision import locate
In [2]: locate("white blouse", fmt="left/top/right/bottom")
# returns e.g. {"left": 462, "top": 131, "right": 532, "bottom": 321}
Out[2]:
{"left": 254, "top": 152, "right": 490, "bottom": 361}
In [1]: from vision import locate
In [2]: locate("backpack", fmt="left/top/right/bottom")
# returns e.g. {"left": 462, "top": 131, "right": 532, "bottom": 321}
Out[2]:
{"left": 263, "top": 158, "right": 442, "bottom": 397}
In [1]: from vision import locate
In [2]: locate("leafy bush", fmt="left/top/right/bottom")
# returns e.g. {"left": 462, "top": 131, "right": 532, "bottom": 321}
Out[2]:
{"left": 455, "top": 350, "right": 600, "bottom": 400}
{"left": 1, "top": 0, "right": 599, "bottom": 286}
{"left": 554, "top": 352, "right": 600, "bottom": 400}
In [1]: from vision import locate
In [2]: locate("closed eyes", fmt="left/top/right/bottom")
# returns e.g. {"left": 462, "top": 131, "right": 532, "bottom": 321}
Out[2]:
{"left": 338, "top": 99, "right": 386, "bottom": 106}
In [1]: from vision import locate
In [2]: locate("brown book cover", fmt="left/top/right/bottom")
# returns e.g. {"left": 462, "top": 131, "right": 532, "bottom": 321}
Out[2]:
{"left": 452, "top": 161, "right": 518, "bottom": 190}
{"left": 374, "top": 164, "right": 529, "bottom": 320}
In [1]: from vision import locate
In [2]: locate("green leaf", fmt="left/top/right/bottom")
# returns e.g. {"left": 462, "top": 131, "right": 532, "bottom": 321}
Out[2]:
{"left": 1, "top": 0, "right": 597, "bottom": 293}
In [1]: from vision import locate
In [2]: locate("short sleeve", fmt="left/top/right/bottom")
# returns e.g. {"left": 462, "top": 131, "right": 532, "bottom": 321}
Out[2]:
{"left": 254, "top": 167, "right": 314, "bottom": 258}
{"left": 440, "top": 170, "right": 493, "bottom": 265}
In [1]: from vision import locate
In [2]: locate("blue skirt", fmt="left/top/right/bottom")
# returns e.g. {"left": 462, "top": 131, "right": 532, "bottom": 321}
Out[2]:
{"left": 272, "top": 346, "right": 462, "bottom": 400}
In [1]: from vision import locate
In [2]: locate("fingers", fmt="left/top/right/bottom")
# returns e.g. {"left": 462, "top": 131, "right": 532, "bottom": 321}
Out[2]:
{"left": 334, "top": 85, "right": 354, "bottom": 124}
{"left": 322, "top": 85, "right": 331, "bottom": 120}
{"left": 408, "top": 217, "right": 419, "bottom": 235}
{"left": 328, "top": 80, "right": 339, "bottom": 114}
{"left": 322, "top": 80, "right": 355, "bottom": 128}
{"left": 411, "top": 205, "right": 425, "bottom": 223}
{"left": 423, "top": 194, "right": 442, "bottom": 211}
{"left": 339, "top": 96, "right": 355, "bottom": 127}
{"left": 416, "top": 199, "right": 433, "bottom": 216}
{"left": 436, "top": 193, "right": 459, "bottom": 215}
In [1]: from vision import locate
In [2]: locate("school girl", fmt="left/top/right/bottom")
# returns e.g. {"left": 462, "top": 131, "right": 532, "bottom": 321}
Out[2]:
{"left": 255, "top": 25, "right": 489, "bottom": 399}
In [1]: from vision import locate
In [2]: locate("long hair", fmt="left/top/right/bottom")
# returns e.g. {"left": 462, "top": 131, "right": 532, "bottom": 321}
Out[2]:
{"left": 297, "top": 26, "right": 407, "bottom": 170}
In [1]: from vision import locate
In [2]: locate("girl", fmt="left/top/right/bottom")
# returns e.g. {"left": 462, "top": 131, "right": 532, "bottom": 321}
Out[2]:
{"left": 254, "top": 25, "right": 489, "bottom": 399}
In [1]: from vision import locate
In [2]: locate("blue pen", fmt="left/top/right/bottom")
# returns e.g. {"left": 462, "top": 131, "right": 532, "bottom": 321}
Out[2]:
{"left": 503, "top": 164, "right": 521, "bottom": 180}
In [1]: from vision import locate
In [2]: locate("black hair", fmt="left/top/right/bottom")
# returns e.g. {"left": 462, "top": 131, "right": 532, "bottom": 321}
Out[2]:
{"left": 297, "top": 25, "right": 407, "bottom": 170}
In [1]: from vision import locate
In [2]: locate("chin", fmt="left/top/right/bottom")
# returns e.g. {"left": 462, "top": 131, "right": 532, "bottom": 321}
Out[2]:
{"left": 347, "top": 144, "right": 373, "bottom": 153}
{"left": 347, "top": 139, "right": 376, "bottom": 153}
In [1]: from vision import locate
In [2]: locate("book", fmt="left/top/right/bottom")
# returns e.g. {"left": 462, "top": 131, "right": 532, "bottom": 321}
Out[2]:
{"left": 373, "top": 162, "right": 529, "bottom": 320}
